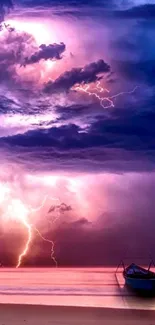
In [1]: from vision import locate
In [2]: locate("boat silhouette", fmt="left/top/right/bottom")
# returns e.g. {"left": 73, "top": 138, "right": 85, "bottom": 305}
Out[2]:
{"left": 116, "top": 259, "right": 155, "bottom": 291}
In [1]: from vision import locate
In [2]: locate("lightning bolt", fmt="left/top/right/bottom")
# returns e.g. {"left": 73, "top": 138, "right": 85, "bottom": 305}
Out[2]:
{"left": 33, "top": 226, "right": 58, "bottom": 267}
{"left": 95, "top": 81, "right": 109, "bottom": 94}
{"left": 0, "top": 185, "right": 61, "bottom": 268}
{"left": 75, "top": 82, "right": 138, "bottom": 108}
{"left": 16, "top": 197, "right": 47, "bottom": 268}
{"left": 16, "top": 196, "right": 61, "bottom": 268}
{"left": 16, "top": 221, "right": 32, "bottom": 268}
{"left": 0, "top": 198, "right": 32, "bottom": 269}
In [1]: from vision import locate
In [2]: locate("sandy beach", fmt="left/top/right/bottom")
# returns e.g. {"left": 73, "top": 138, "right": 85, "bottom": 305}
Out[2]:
{"left": 0, "top": 304, "right": 155, "bottom": 325}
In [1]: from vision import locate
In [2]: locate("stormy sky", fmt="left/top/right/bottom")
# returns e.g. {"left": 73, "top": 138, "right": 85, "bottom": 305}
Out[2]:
{"left": 0, "top": 0, "right": 155, "bottom": 267}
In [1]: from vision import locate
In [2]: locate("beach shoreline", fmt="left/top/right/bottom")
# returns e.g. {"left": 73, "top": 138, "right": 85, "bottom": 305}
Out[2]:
{"left": 0, "top": 304, "right": 155, "bottom": 325}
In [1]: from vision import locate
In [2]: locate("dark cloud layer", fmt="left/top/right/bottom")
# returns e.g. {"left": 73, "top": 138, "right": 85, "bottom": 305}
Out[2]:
{"left": 18, "top": 0, "right": 153, "bottom": 11}
{"left": 3, "top": 109, "right": 155, "bottom": 151}
{"left": 0, "top": 25, "right": 67, "bottom": 87}
{"left": 116, "top": 4, "right": 155, "bottom": 19}
{"left": 24, "top": 42, "right": 66, "bottom": 65}
{"left": 16, "top": 0, "right": 118, "bottom": 8}
{"left": 0, "top": 29, "right": 34, "bottom": 67}
{"left": 0, "top": 26, "right": 36, "bottom": 85}
{"left": 0, "top": 0, "right": 13, "bottom": 22}
{"left": 44, "top": 59, "right": 110, "bottom": 93}
{"left": 1, "top": 107, "right": 155, "bottom": 172}
{"left": 116, "top": 60, "right": 155, "bottom": 85}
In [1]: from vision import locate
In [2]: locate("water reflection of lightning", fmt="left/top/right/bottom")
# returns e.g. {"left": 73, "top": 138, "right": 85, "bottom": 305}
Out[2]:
{"left": 75, "top": 82, "right": 138, "bottom": 108}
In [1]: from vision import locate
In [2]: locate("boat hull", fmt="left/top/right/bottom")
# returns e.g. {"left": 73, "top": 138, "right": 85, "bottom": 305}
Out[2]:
{"left": 124, "top": 276, "right": 155, "bottom": 291}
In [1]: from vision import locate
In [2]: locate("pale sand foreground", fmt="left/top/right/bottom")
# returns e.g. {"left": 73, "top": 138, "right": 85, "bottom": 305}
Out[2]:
{"left": 0, "top": 304, "right": 155, "bottom": 325}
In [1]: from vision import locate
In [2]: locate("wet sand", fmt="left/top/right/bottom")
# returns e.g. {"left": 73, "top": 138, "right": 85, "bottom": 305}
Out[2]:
{"left": 0, "top": 304, "right": 155, "bottom": 325}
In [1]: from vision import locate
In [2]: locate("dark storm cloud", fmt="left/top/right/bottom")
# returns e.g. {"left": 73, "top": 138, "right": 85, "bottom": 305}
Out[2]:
{"left": 44, "top": 59, "right": 110, "bottom": 93}
{"left": 18, "top": 0, "right": 146, "bottom": 10}
{"left": 0, "top": 26, "right": 36, "bottom": 85}
{"left": 110, "top": 4, "right": 155, "bottom": 85}
{"left": 0, "top": 95, "right": 19, "bottom": 114}
{"left": 15, "top": 1, "right": 155, "bottom": 20}
{"left": 3, "top": 108, "right": 155, "bottom": 151}
{"left": 116, "top": 60, "right": 155, "bottom": 85}
{"left": 0, "top": 28, "right": 34, "bottom": 66}
{"left": 0, "top": 0, "right": 13, "bottom": 22}
{"left": 54, "top": 103, "right": 93, "bottom": 123}
{"left": 18, "top": 0, "right": 117, "bottom": 8}
{"left": 48, "top": 203, "right": 72, "bottom": 214}
{"left": 2, "top": 145, "right": 154, "bottom": 173}
{"left": 24, "top": 42, "right": 66, "bottom": 65}
{"left": 116, "top": 4, "right": 155, "bottom": 19}
{"left": 1, "top": 107, "right": 155, "bottom": 172}
{"left": 0, "top": 25, "right": 66, "bottom": 87}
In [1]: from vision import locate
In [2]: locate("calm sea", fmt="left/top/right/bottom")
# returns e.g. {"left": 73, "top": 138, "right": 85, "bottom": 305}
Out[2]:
{"left": 0, "top": 268, "right": 154, "bottom": 309}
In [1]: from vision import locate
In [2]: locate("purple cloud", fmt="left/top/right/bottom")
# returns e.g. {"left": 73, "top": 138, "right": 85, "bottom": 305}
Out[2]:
{"left": 0, "top": 0, "right": 13, "bottom": 22}
{"left": 24, "top": 42, "right": 66, "bottom": 65}
{"left": 44, "top": 59, "right": 110, "bottom": 93}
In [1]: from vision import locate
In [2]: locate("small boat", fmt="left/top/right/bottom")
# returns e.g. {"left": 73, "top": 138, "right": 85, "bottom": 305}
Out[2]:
{"left": 123, "top": 263, "right": 155, "bottom": 291}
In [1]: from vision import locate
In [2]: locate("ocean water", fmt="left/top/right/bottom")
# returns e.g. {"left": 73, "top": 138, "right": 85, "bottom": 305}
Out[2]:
{"left": 0, "top": 268, "right": 124, "bottom": 295}
{"left": 0, "top": 268, "right": 155, "bottom": 309}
